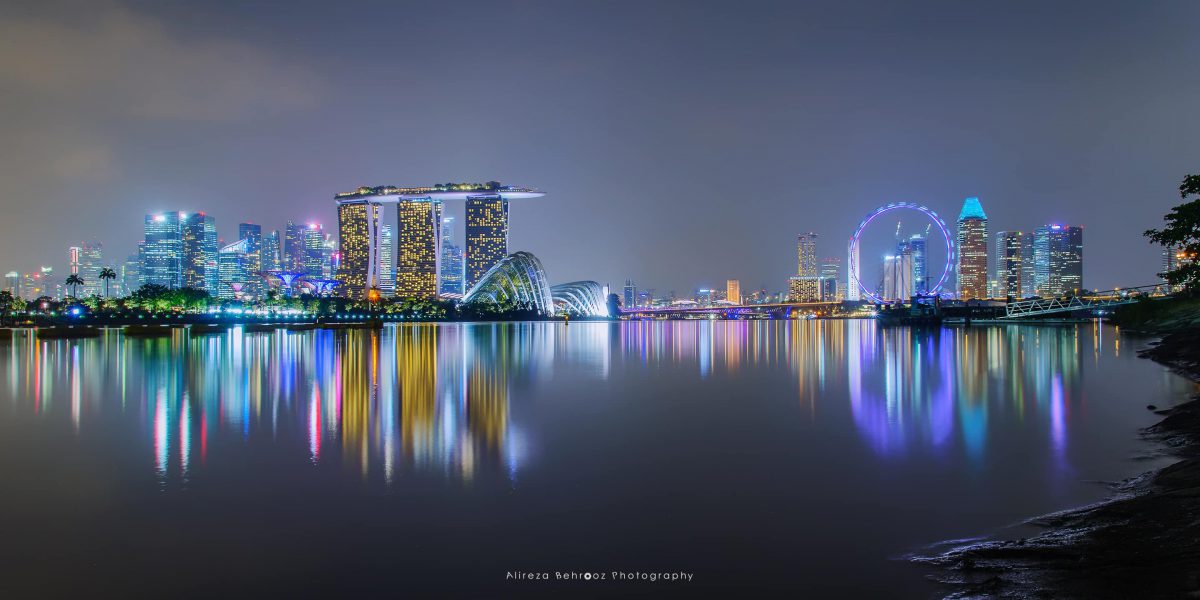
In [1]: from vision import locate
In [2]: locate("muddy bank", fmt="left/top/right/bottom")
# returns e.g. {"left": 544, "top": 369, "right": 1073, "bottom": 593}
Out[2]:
{"left": 915, "top": 325, "right": 1200, "bottom": 599}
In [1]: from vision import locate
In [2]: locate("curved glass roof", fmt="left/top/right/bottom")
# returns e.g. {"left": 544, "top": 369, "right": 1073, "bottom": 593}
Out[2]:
{"left": 550, "top": 281, "right": 607, "bottom": 317}
{"left": 461, "top": 251, "right": 555, "bottom": 315}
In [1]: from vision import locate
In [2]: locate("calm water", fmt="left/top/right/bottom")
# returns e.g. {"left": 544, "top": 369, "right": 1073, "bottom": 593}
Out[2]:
{"left": 0, "top": 321, "right": 1193, "bottom": 597}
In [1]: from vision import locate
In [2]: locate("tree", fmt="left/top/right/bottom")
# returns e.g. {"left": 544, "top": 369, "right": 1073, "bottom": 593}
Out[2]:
{"left": 1145, "top": 174, "right": 1200, "bottom": 292}
{"left": 64, "top": 274, "right": 84, "bottom": 298}
{"left": 99, "top": 267, "right": 117, "bottom": 298}
{"left": 0, "top": 291, "right": 13, "bottom": 326}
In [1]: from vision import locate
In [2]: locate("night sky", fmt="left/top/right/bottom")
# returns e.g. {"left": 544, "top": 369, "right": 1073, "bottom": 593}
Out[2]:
{"left": 2, "top": 0, "right": 1198, "bottom": 293}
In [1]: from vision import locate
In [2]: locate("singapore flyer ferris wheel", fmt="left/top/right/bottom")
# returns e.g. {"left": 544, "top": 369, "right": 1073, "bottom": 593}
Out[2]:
{"left": 848, "top": 202, "right": 955, "bottom": 304}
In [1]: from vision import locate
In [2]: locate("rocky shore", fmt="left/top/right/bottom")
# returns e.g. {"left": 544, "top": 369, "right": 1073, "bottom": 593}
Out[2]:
{"left": 915, "top": 322, "right": 1200, "bottom": 599}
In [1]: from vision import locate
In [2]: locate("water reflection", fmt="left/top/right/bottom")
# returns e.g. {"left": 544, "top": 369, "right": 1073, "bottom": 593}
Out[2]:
{"left": 2, "top": 321, "right": 1188, "bottom": 489}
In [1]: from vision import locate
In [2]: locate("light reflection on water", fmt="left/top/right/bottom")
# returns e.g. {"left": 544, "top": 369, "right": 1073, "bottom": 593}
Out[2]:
{"left": 0, "top": 320, "right": 1194, "bottom": 596}
{"left": 0, "top": 321, "right": 1184, "bottom": 485}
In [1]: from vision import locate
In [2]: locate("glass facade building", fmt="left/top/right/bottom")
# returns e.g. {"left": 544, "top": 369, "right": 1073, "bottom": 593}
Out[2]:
{"left": 238, "top": 223, "right": 263, "bottom": 299}
{"left": 994, "top": 231, "right": 1028, "bottom": 299}
{"left": 69, "top": 241, "right": 104, "bottom": 297}
{"left": 181, "top": 213, "right": 217, "bottom": 292}
{"left": 439, "top": 217, "right": 464, "bottom": 296}
{"left": 1033, "top": 225, "right": 1083, "bottom": 296}
{"left": 217, "top": 239, "right": 250, "bottom": 300}
{"left": 142, "top": 213, "right": 183, "bottom": 288}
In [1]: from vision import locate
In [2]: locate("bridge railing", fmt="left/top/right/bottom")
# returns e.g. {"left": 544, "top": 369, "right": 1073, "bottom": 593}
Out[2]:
{"left": 1003, "top": 284, "right": 1167, "bottom": 318}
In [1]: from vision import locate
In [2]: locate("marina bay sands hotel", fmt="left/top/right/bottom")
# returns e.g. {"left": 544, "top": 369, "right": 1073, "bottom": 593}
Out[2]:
{"left": 334, "top": 182, "right": 545, "bottom": 299}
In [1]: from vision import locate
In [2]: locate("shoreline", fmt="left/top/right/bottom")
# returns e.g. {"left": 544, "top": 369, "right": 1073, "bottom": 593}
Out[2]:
{"left": 914, "top": 324, "right": 1200, "bottom": 599}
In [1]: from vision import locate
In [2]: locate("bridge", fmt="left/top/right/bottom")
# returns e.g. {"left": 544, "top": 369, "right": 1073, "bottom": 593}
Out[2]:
{"left": 622, "top": 301, "right": 842, "bottom": 319}
{"left": 1001, "top": 284, "right": 1167, "bottom": 319}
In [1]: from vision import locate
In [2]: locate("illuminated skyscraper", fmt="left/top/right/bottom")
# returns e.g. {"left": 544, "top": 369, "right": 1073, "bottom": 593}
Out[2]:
{"left": 262, "top": 230, "right": 281, "bottom": 273}
{"left": 726, "top": 279, "right": 741, "bottom": 305}
{"left": 882, "top": 250, "right": 914, "bottom": 301}
{"left": 466, "top": 195, "right": 509, "bottom": 290}
{"left": 846, "top": 239, "right": 861, "bottom": 301}
{"left": 624, "top": 279, "right": 637, "bottom": 309}
{"left": 120, "top": 254, "right": 140, "bottom": 297}
{"left": 956, "top": 197, "right": 988, "bottom": 299}
{"left": 303, "top": 224, "right": 327, "bottom": 278}
{"left": 796, "top": 232, "right": 818, "bottom": 276}
{"left": 217, "top": 239, "right": 250, "bottom": 300}
{"left": 908, "top": 234, "right": 927, "bottom": 294}
{"left": 69, "top": 241, "right": 104, "bottom": 297}
{"left": 819, "top": 257, "right": 842, "bottom": 301}
{"left": 21, "top": 267, "right": 54, "bottom": 300}
{"left": 1033, "top": 224, "right": 1083, "bottom": 296}
{"left": 181, "top": 213, "right": 217, "bottom": 292}
{"left": 238, "top": 223, "right": 263, "bottom": 298}
{"left": 336, "top": 202, "right": 381, "bottom": 300}
{"left": 994, "top": 231, "right": 1028, "bottom": 298}
{"left": 396, "top": 199, "right": 443, "bottom": 298}
{"left": 439, "top": 217, "right": 464, "bottom": 296}
{"left": 379, "top": 224, "right": 395, "bottom": 296}
{"left": 4, "top": 271, "right": 19, "bottom": 297}
{"left": 142, "top": 213, "right": 183, "bottom": 288}
{"left": 283, "top": 221, "right": 307, "bottom": 273}
{"left": 333, "top": 183, "right": 544, "bottom": 297}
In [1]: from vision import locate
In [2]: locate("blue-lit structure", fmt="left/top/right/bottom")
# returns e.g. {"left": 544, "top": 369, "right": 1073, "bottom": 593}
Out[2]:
{"left": 550, "top": 281, "right": 608, "bottom": 317}
{"left": 460, "top": 251, "right": 555, "bottom": 315}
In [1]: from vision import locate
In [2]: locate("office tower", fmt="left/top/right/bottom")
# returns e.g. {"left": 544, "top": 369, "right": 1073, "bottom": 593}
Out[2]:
{"left": 379, "top": 224, "right": 395, "bottom": 296}
{"left": 796, "top": 233, "right": 818, "bottom": 276}
{"left": 882, "top": 250, "right": 914, "bottom": 301}
{"left": 119, "top": 254, "right": 140, "bottom": 297}
{"left": 995, "top": 231, "right": 1026, "bottom": 299}
{"left": 180, "top": 212, "right": 217, "bottom": 292}
{"left": 439, "top": 217, "right": 464, "bottom": 296}
{"left": 846, "top": 239, "right": 861, "bottom": 301}
{"left": 335, "top": 202, "right": 381, "bottom": 300}
{"left": 908, "top": 234, "right": 927, "bottom": 294}
{"left": 302, "top": 224, "right": 327, "bottom": 278}
{"left": 1033, "top": 224, "right": 1083, "bottom": 296}
{"left": 262, "top": 230, "right": 281, "bottom": 273}
{"left": 819, "top": 257, "right": 842, "bottom": 301}
{"left": 624, "top": 279, "right": 637, "bottom": 309}
{"left": 394, "top": 199, "right": 443, "bottom": 298}
{"left": 1019, "top": 237, "right": 1036, "bottom": 298}
{"left": 21, "top": 267, "right": 54, "bottom": 300}
{"left": 956, "top": 197, "right": 988, "bottom": 299}
{"left": 283, "top": 221, "right": 307, "bottom": 273}
{"left": 142, "top": 213, "right": 183, "bottom": 288}
{"left": 217, "top": 239, "right": 250, "bottom": 300}
{"left": 4, "top": 271, "right": 18, "bottom": 297}
{"left": 238, "top": 223, "right": 263, "bottom": 298}
{"left": 69, "top": 241, "right": 104, "bottom": 297}
{"left": 726, "top": 280, "right": 741, "bottom": 305}
{"left": 465, "top": 195, "right": 509, "bottom": 290}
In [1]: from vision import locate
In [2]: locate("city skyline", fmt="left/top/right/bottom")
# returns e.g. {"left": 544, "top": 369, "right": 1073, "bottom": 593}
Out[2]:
{"left": 0, "top": 2, "right": 1196, "bottom": 293}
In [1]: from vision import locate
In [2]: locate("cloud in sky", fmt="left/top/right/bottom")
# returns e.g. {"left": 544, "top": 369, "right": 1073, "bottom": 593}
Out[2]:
{"left": 0, "top": 4, "right": 323, "bottom": 122}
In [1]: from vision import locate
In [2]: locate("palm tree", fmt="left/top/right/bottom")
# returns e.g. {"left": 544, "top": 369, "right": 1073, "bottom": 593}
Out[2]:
{"left": 99, "top": 268, "right": 117, "bottom": 298}
{"left": 64, "top": 274, "right": 84, "bottom": 299}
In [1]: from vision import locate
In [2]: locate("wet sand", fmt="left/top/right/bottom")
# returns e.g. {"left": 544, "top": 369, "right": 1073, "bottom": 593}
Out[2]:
{"left": 916, "top": 325, "right": 1200, "bottom": 599}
